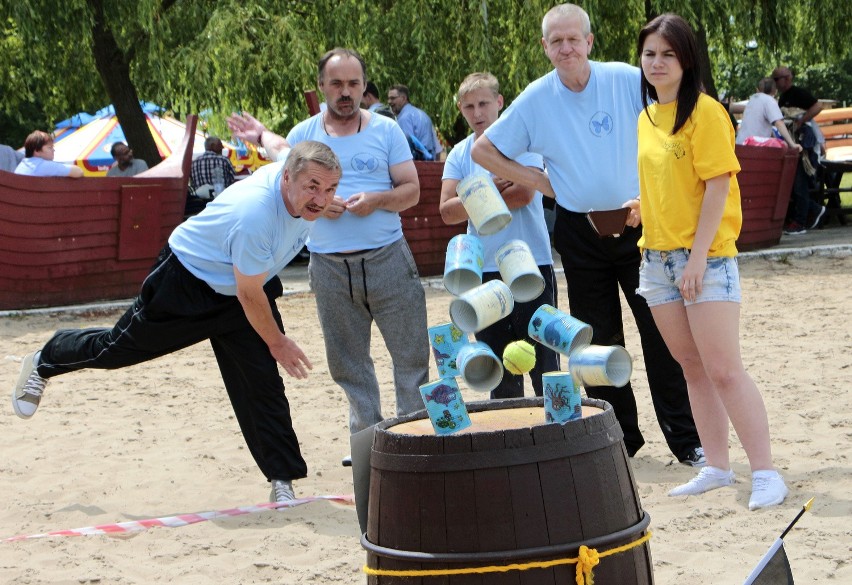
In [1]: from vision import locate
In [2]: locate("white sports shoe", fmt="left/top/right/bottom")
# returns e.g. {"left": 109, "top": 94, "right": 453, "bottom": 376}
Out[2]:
{"left": 749, "top": 471, "right": 788, "bottom": 511}
{"left": 270, "top": 479, "right": 296, "bottom": 504}
{"left": 668, "top": 466, "right": 735, "bottom": 497}
{"left": 12, "top": 352, "right": 48, "bottom": 419}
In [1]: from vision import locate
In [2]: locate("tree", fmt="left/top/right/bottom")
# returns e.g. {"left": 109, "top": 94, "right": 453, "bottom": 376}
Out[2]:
{"left": 0, "top": 0, "right": 211, "bottom": 166}
{"left": 641, "top": 0, "right": 852, "bottom": 102}
{"left": 3, "top": 0, "right": 849, "bottom": 154}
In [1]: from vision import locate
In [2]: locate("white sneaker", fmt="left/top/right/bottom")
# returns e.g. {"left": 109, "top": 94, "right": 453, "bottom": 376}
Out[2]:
{"left": 270, "top": 479, "right": 295, "bottom": 503}
{"left": 12, "top": 352, "right": 48, "bottom": 419}
{"left": 749, "top": 471, "right": 788, "bottom": 510}
{"left": 668, "top": 466, "right": 735, "bottom": 497}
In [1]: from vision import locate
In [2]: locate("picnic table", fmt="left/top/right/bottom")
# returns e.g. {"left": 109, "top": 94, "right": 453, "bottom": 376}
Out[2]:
{"left": 813, "top": 107, "right": 852, "bottom": 225}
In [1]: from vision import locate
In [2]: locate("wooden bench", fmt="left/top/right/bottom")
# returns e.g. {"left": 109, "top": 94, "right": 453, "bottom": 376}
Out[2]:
{"left": 812, "top": 107, "right": 852, "bottom": 225}
{"left": 815, "top": 107, "right": 852, "bottom": 150}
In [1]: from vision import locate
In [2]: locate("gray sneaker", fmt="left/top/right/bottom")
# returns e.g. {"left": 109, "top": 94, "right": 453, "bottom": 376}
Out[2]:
{"left": 270, "top": 479, "right": 295, "bottom": 503}
{"left": 12, "top": 352, "right": 48, "bottom": 419}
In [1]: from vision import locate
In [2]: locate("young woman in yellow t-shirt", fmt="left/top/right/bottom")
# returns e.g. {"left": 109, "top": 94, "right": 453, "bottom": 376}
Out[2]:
{"left": 635, "top": 13, "right": 787, "bottom": 510}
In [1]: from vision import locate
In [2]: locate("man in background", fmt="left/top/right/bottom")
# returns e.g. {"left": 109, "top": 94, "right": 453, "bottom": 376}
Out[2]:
{"left": 362, "top": 81, "right": 394, "bottom": 118}
{"left": 15, "top": 131, "right": 83, "bottom": 178}
{"left": 191, "top": 136, "right": 237, "bottom": 194}
{"left": 387, "top": 84, "right": 442, "bottom": 160}
{"left": 772, "top": 66, "right": 823, "bottom": 131}
{"left": 772, "top": 66, "right": 827, "bottom": 234}
{"left": 106, "top": 142, "right": 148, "bottom": 177}
{"left": 0, "top": 144, "right": 23, "bottom": 172}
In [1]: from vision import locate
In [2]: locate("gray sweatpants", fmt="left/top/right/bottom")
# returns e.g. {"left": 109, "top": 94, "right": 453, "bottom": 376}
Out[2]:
{"left": 308, "top": 237, "right": 429, "bottom": 434}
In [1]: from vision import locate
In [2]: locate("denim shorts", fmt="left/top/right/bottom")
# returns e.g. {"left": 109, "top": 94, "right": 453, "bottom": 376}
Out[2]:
{"left": 637, "top": 249, "right": 741, "bottom": 307}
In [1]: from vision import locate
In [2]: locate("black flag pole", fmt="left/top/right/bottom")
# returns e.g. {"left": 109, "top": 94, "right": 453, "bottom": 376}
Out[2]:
{"left": 780, "top": 497, "right": 815, "bottom": 540}
{"left": 742, "top": 497, "right": 814, "bottom": 585}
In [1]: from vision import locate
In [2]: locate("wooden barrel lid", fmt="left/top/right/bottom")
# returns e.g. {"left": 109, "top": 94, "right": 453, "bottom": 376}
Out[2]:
{"left": 387, "top": 405, "right": 605, "bottom": 436}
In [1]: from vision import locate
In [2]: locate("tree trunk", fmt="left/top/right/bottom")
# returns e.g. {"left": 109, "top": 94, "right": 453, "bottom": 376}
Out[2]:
{"left": 87, "top": 0, "right": 161, "bottom": 168}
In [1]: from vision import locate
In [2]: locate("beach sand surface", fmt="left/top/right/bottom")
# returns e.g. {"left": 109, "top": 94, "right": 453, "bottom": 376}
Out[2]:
{"left": 1, "top": 253, "right": 850, "bottom": 584}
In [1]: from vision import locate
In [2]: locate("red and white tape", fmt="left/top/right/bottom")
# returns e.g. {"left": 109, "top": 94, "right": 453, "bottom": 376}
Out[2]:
{"left": 2, "top": 494, "right": 355, "bottom": 542}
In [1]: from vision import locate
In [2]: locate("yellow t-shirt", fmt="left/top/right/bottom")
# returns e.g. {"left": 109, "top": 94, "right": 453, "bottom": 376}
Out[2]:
{"left": 637, "top": 93, "right": 742, "bottom": 256}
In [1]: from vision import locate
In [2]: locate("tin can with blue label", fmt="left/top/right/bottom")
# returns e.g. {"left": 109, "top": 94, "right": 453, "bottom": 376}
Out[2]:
{"left": 528, "top": 304, "right": 593, "bottom": 356}
{"left": 542, "top": 371, "right": 582, "bottom": 424}
{"left": 428, "top": 322, "right": 467, "bottom": 378}
{"left": 419, "top": 378, "right": 472, "bottom": 435}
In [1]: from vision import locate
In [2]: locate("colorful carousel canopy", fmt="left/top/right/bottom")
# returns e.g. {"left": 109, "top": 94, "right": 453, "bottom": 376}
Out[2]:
{"left": 52, "top": 104, "right": 270, "bottom": 177}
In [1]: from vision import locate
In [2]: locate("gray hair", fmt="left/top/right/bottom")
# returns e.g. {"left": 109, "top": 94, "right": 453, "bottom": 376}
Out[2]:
{"left": 542, "top": 3, "right": 591, "bottom": 38}
{"left": 285, "top": 140, "right": 341, "bottom": 179}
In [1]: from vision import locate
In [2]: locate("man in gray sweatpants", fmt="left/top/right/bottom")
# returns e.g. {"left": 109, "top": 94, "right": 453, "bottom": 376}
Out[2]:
{"left": 228, "top": 48, "right": 429, "bottom": 442}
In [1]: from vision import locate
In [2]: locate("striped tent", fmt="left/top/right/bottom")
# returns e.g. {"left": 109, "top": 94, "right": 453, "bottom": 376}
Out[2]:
{"left": 52, "top": 104, "right": 270, "bottom": 176}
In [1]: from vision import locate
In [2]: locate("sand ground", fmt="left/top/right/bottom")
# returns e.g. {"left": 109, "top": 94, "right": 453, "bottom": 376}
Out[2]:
{"left": 1, "top": 252, "right": 850, "bottom": 584}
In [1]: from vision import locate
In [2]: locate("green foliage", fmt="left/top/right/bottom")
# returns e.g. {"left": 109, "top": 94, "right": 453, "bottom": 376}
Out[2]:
{"left": 140, "top": 2, "right": 320, "bottom": 136}
{"left": 1, "top": 1, "right": 106, "bottom": 125}
{"left": 3, "top": 0, "right": 851, "bottom": 149}
{"left": 797, "top": 60, "right": 852, "bottom": 106}
{"left": 705, "top": 0, "right": 852, "bottom": 103}
{"left": 292, "top": 0, "right": 554, "bottom": 143}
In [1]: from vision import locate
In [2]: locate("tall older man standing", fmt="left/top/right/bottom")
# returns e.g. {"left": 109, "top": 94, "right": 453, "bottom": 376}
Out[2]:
{"left": 229, "top": 49, "right": 429, "bottom": 448}
{"left": 472, "top": 3, "right": 703, "bottom": 465}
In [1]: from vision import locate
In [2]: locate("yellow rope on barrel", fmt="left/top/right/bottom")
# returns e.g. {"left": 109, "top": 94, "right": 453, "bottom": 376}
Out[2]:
{"left": 362, "top": 530, "right": 652, "bottom": 584}
{"left": 575, "top": 545, "right": 600, "bottom": 585}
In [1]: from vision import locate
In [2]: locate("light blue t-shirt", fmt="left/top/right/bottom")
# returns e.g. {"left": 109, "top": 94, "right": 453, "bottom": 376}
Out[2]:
{"left": 397, "top": 103, "right": 440, "bottom": 160}
{"left": 14, "top": 157, "right": 74, "bottom": 177}
{"left": 168, "top": 160, "right": 310, "bottom": 296}
{"left": 286, "top": 113, "right": 412, "bottom": 253}
{"left": 443, "top": 134, "right": 553, "bottom": 271}
{"left": 485, "top": 62, "right": 643, "bottom": 212}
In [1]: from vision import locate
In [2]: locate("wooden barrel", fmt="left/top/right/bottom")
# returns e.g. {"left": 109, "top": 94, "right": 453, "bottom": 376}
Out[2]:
{"left": 735, "top": 144, "right": 799, "bottom": 251}
{"left": 363, "top": 397, "right": 653, "bottom": 584}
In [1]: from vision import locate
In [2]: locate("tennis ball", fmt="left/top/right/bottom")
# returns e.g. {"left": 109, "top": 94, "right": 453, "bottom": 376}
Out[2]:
{"left": 503, "top": 340, "right": 536, "bottom": 375}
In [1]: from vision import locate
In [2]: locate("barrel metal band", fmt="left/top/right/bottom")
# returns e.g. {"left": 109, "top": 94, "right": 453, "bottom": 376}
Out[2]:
{"left": 370, "top": 426, "right": 623, "bottom": 473}
{"left": 362, "top": 510, "right": 650, "bottom": 564}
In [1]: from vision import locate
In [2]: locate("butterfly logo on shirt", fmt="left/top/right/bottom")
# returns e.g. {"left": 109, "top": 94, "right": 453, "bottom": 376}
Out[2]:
{"left": 663, "top": 140, "right": 686, "bottom": 159}
{"left": 291, "top": 232, "right": 308, "bottom": 254}
{"left": 588, "top": 111, "right": 614, "bottom": 137}
{"left": 351, "top": 154, "right": 379, "bottom": 173}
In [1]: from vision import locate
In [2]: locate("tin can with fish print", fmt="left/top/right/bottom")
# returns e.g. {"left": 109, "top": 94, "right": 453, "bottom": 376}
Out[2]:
{"left": 418, "top": 377, "right": 472, "bottom": 435}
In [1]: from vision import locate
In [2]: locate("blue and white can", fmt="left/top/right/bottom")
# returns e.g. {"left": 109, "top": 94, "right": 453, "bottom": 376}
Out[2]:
{"left": 419, "top": 377, "right": 472, "bottom": 435}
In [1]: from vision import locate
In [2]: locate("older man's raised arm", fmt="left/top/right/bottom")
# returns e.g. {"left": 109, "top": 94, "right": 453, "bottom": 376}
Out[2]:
{"left": 471, "top": 134, "right": 555, "bottom": 198}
